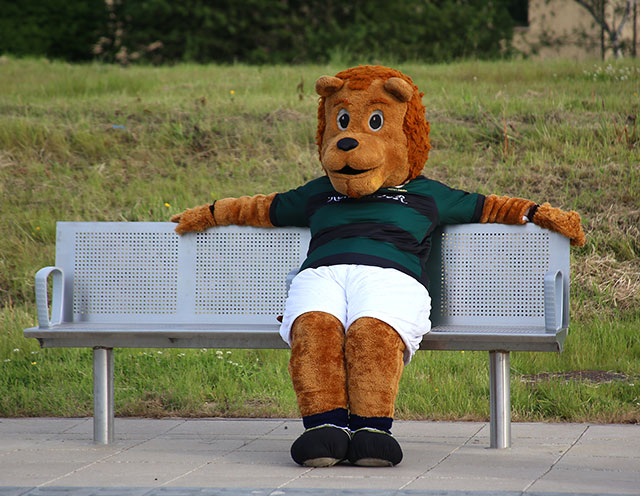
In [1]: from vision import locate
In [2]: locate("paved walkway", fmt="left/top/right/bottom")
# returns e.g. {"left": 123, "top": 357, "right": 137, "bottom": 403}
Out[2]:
{"left": 0, "top": 418, "right": 639, "bottom": 495}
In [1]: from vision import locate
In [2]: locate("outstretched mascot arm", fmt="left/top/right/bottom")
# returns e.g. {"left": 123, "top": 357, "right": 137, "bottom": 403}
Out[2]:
{"left": 480, "top": 195, "right": 536, "bottom": 225}
{"left": 480, "top": 194, "right": 586, "bottom": 246}
{"left": 171, "top": 193, "right": 277, "bottom": 234}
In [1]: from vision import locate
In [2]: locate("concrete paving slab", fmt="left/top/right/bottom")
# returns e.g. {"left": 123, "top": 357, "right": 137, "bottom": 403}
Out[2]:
{"left": 555, "top": 453, "right": 640, "bottom": 473}
{"left": 530, "top": 465, "right": 640, "bottom": 495}
{"left": 391, "top": 421, "right": 486, "bottom": 440}
{"left": 67, "top": 419, "right": 186, "bottom": 440}
{"left": 52, "top": 461, "right": 201, "bottom": 488}
{"left": 259, "top": 421, "right": 303, "bottom": 437}
{"left": 2, "top": 446, "right": 113, "bottom": 465}
{"left": 294, "top": 464, "right": 414, "bottom": 485}
{"left": 508, "top": 422, "right": 591, "bottom": 442}
{"left": 167, "top": 420, "right": 287, "bottom": 439}
{"left": 0, "top": 460, "right": 101, "bottom": 487}
{"left": 420, "top": 448, "right": 553, "bottom": 483}
{"left": 166, "top": 461, "right": 307, "bottom": 488}
{"left": 582, "top": 424, "right": 640, "bottom": 441}
{"left": 365, "top": 443, "right": 458, "bottom": 478}
{"left": 17, "top": 488, "right": 152, "bottom": 496}
{"left": 105, "top": 449, "right": 214, "bottom": 467}
{"left": 285, "top": 474, "right": 417, "bottom": 491}
{"left": 0, "top": 489, "right": 35, "bottom": 496}
{"left": 404, "top": 474, "right": 533, "bottom": 493}
{"left": 0, "top": 418, "right": 88, "bottom": 437}
{"left": 121, "top": 438, "right": 248, "bottom": 456}
{"left": 1, "top": 418, "right": 639, "bottom": 495}
{"left": 0, "top": 439, "right": 44, "bottom": 453}
{"left": 214, "top": 450, "right": 296, "bottom": 467}
{"left": 235, "top": 440, "right": 292, "bottom": 453}
{"left": 565, "top": 437, "right": 640, "bottom": 458}
{"left": 1, "top": 489, "right": 639, "bottom": 496}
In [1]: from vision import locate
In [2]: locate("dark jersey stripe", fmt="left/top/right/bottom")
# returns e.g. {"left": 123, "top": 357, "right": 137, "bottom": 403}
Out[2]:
{"left": 308, "top": 222, "right": 426, "bottom": 258}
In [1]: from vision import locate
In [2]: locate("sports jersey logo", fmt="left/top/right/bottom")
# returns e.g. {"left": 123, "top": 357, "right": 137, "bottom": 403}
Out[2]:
{"left": 325, "top": 193, "right": 409, "bottom": 205}
{"left": 327, "top": 195, "right": 349, "bottom": 203}
{"left": 374, "top": 194, "right": 408, "bottom": 204}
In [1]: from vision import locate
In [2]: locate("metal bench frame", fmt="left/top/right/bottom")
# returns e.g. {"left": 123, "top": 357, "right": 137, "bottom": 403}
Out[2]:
{"left": 25, "top": 222, "right": 570, "bottom": 448}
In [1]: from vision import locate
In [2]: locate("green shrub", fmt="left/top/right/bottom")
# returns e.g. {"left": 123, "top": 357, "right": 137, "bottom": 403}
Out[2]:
{"left": 0, "top": 0, "right": 107, "bottom": 61}
{"left": 1, "top": 0, "right": 517, "bottom": 64}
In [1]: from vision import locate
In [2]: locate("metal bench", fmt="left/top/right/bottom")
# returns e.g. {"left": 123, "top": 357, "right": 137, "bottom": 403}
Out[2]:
{"left": 24, "top": 221, "right": 570, "bottom": 449}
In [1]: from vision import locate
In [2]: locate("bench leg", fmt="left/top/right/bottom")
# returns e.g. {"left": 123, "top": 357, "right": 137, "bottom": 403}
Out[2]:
{"left": 489, "top": 350, "right": 511, "bottom": 449}
{"left": 93, "top": 347, "right": 114, "bottom": 444}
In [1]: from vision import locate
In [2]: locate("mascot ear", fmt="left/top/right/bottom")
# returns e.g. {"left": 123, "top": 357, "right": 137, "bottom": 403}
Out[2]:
{"left": 384, "top": 77, "right": 413, "bottom": 102}
{"left": 315, "top": 76, "right": 344, "bottom": 97}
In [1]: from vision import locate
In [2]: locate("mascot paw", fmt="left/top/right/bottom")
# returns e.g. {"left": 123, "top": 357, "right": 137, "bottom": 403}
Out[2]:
{"left": 290, "top": 424, "right": 350, "bottom": 467}
{"left": 347, "top": 428, "right": 403, "bottom": 467}
{"left": 170, "top": 204, "right": 215, "bottom": 235}
{"left": 532, "top": 203, "right": 586, "bottom": 247}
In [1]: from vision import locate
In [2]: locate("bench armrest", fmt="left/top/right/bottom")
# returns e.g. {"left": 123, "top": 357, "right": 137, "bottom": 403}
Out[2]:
{"left": 35, "top": 267, "right": 65, "bottom": 328}
{"left": 544, "top": 270, "right": 564, "bottom": 332}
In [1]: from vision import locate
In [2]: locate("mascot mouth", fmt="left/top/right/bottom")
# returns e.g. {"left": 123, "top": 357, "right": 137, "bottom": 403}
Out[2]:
{"left": 335, "top": 165, "right": 372, "bottom": 176}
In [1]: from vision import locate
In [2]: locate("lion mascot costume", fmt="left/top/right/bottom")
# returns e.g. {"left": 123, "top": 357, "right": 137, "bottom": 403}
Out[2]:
{"left": 172, "top": 66, "right": 585, "bottom": 467}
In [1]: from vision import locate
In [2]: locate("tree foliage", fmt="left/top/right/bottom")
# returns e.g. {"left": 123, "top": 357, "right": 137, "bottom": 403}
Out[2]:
{"left": 0, "top": 0, "right": 517, "bottom": 64}
{"left": 0, "top": 0, "right": 107, "bottom": 61}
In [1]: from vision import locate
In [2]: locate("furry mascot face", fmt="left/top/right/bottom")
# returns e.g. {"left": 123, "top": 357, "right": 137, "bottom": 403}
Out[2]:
{"left": 315, "top": 65, "right": 431, "bottom": 198}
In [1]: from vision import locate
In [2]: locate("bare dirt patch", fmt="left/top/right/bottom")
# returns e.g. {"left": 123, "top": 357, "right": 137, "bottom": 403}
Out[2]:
{"left": 519, "top": 370, "right": 630, "bottom": 384}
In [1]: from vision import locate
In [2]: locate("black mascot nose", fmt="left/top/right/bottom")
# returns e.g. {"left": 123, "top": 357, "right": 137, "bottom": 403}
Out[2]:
{"left": 337, "top": 137, "right": 359, "bottom": 151}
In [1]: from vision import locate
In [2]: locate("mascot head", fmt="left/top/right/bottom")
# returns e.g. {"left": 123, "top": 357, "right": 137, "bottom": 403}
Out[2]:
{"left": 315, "top": 65, "right": 431, "bottom": 198}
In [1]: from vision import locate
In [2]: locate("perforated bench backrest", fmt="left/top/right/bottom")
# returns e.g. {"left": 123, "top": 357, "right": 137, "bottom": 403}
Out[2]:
{"left": 56, "top": 222, "right": 310, "bottom": 325}
{"left": 426, "top": 223, "right": 570, "bottom": 330}
{"left": 56, "top": 222, "right": 569, "bottom": 330}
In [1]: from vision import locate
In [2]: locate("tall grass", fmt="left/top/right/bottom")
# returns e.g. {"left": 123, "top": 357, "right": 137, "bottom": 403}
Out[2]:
{"left": 1, "top": 57, "right": 638, "bottom": 421}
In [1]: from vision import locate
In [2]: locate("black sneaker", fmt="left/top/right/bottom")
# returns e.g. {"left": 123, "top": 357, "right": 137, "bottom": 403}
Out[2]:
{"left": 290, "top": 424, "right": 351, "bottom": 467}
{"left": 347, "top": 427, "right": 403, "bottom": 467}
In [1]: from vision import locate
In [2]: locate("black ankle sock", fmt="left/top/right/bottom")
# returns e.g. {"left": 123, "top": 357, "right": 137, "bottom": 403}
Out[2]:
{"left": 302, "top": 408, "right": 349, "bottom": 429}
{"left": 349, "top": 414, "right": 392, "bottom": 433}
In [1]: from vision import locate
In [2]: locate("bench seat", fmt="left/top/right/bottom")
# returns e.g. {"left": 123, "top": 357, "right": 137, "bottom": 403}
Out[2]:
{"left": 27, "top": 323, "right": 566, "bottom": 352}
{"left": 24, "top": 221, "right": 570, "bottom": 449}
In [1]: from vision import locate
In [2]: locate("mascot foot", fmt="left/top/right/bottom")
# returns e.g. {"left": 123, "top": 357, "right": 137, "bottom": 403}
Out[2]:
{"left": 348, "top": 428, "right": 403, "bottom": 467}
{"left": 290, "top": 424, "right": 351, "bottom": 467}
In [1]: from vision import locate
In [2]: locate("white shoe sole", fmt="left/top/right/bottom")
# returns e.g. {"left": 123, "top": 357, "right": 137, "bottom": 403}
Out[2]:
{"left": 303, "top": 457, "right": 342, "bottom": 467}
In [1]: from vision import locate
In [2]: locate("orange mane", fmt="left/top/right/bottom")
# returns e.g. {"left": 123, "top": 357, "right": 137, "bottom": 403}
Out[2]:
{"left": 316, "top": 65, "right": 431, "bottom": 182}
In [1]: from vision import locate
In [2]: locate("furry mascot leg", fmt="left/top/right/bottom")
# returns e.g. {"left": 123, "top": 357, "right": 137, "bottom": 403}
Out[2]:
{"left": 288, "top": 311, "right": 350, "bottom": 467}
{"left": 345, "top": 317, "right": 405, "bottom": 466}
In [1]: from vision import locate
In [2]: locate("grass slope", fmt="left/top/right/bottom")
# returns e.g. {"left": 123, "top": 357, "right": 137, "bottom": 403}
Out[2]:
{"left": 1, "top": 57, "right": 638, "bottom": 422}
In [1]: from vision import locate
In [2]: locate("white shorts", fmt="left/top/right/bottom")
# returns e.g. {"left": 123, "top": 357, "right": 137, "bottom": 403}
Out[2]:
{"left": 279, "top": 265, "right": 432, "bottom": 364}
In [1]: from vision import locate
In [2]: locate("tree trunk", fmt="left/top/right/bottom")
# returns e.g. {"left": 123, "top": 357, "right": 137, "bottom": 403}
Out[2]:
{"left": 601, "top": 1, "right": 607, "bottom": 59}
{"left": 634, "top": 0, "right": 638, "bottom": 57}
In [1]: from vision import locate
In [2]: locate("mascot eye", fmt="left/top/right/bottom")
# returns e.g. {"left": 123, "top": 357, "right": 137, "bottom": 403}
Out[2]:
{"left": 337, "top": 109, "right": 350, "bottom": 130}
{"left": 368, "top": 110, "right": 384, "bottom": 131}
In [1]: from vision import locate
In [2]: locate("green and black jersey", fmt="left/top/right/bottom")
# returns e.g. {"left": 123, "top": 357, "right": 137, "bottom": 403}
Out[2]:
{"left": 269, "top": 176, "right": 485, "bottom": 288}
